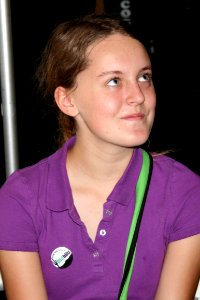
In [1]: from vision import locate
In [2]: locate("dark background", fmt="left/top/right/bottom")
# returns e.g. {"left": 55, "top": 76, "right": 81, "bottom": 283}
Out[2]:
{"left": 1, "top": 0, "right": 200, "bottom": 184}
{"left": 0, "top": 1, "right": 200, "bottom": 298}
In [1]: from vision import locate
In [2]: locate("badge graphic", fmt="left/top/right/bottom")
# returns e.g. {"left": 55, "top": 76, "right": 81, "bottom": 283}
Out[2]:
{"left": 51, "top": 247, "right": 73, "bottom": 269}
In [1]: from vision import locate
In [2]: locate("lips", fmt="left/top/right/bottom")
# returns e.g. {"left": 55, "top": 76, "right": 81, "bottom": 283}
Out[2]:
{"left": 121, "top": 112, "right": 145, "bottom": 120}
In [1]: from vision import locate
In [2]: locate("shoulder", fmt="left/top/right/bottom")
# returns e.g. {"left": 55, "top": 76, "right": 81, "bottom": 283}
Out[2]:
{"left": 152, "top": 153, "right": 200, "bottom": 187}
{"left": 151, "top": 153, "right": 200, "bottom": 210}
{"left": 0, "top": 144, "right": 67, "bottom": 249}
{"left": 150, "top": 153, "right": 200, "bottom": 241}
{"left": 0, "top": 143, "right": 66, "bottom": 204}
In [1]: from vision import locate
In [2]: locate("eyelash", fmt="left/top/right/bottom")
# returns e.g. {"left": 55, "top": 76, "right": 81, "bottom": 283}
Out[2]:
{"left": 107, "top": 77, "right": 120, "bottom": 87}
{"left": 138, "top": 73, "right": 152, "bottom": 82}
{"left": 106, "top": 72, "right": 153, "bottom": 87}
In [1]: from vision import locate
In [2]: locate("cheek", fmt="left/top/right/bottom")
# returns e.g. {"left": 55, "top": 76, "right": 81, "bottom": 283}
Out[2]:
{"left": 74, "top": 81, "right": 122, "bottom": 118}
{"left": 99, "top": 101, "right": 119, "bottom": 116}
{"left": 147, "top": 91, "right": 156, "bottom": 110}
{"left": 88, "top": 96, "right": 121, "bottom": 119}
{"left": 98, "top": 91, "right": 122, "bottom": 115}
{"left": 149, "top": 100, "right": 156, "bottom": 127}
{"left": 145, "top": 93, "right": 156, "bottom": 123}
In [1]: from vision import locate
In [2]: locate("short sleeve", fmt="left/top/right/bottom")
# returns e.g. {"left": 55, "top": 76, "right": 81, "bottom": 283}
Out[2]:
{"left": 0, "top": 170, "right": 39, "bottom": 251}
{"left": 167, "top": 161, "right": 200, "bottom": 243}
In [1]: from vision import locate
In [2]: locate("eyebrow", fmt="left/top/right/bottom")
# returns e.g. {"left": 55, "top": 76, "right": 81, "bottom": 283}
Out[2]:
{"left": 97, "top": 66, "right": 152, "bottom": 78}
{"left": 97, "top": 70, "right": 123, "bottom": 77}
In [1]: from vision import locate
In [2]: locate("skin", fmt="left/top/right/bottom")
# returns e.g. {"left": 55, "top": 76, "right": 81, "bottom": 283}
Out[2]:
{"left": 59, "top": 34, "right": 156, "bottom": 150}
{"left": 0, "top": 33, "right": 199, "bottom": 299}
{"left": 0, "top": 251, "right": 48, "bottom": 300}
{"left": 55, "top": 33, "right": 156, "bottom": 241}
{"left": 154, "top": 235, "right": 200, "bottom": 300}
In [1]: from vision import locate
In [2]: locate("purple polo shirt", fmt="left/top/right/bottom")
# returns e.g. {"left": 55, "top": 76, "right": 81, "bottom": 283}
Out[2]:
{"left": 0, "top": 136, "right": 200, "bottom": 299}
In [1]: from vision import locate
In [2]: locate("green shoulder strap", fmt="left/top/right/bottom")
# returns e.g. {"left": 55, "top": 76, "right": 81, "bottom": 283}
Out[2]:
{"left": 118, "top": 149, "right": 153, "bottom": 300}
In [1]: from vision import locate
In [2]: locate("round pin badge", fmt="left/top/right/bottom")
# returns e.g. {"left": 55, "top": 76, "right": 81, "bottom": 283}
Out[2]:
{"left": 51, "top": 246, "right": 73, "bottom": 269}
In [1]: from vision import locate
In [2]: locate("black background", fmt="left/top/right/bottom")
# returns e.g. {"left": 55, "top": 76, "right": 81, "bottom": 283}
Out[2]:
{"left": 1, "top": 0, "right": 200, "bottom": 187}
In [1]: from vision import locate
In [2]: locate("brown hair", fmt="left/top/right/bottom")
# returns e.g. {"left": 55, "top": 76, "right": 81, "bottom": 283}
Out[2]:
{"left": 35, "top": 13, "right": 135, "bottom": 146}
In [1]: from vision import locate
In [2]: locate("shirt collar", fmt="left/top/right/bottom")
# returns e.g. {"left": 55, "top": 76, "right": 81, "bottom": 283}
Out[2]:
{"left": 46, "top": 136, "right": 75, "bottom": 211}
{"left": 108, "top": 147, "right": 142, "bottom": 206}
{"left": 46, "top": 136, "right": 143, "bottom": 211}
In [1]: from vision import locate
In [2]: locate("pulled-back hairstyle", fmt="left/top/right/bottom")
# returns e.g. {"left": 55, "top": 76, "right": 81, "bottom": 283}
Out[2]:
{"left": 35, "top": 13, "right": 136, "bottom": 146}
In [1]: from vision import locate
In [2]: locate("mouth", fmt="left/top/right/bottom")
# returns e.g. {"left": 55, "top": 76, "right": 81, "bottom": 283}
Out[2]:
{"left": 121, "top": 113, "right": 145, "bottom": 121}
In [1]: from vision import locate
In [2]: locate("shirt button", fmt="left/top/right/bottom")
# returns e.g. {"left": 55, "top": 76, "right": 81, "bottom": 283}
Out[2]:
{"left": 92, "top": 251, "right": 99, "bottom": 258}
{"left": 105, "top": 209, "right": 112, "bottom": 216}
{"left": 100, "top": 229, "right": 106, "bottom": 236}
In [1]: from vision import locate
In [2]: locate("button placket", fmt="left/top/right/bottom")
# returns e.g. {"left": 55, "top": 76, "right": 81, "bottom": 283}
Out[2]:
{"left": 92, "top": 250, "right": 100, "bottom": 258}
{"left": 105, "top": 209, "right": 112, "bottom": 216}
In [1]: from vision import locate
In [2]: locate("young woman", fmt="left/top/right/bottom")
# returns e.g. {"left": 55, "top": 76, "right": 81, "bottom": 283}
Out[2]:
{"left": 0, "top": 14, "right": 200, "bottom": 300}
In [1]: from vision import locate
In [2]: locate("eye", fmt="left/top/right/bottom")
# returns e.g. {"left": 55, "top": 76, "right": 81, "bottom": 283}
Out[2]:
{"left": 138, "top": 73, "right": 152, "bottom": 82}
{"left": 107, "top": 77, "right": 120, "bottom": 87}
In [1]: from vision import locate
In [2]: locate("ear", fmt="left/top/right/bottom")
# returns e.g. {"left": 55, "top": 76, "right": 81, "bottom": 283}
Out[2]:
{"left": 54, "top": 86, "right": 79, "bottom": 117}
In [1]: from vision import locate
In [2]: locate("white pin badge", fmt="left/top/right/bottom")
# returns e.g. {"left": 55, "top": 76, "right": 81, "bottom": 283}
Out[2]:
{"left": 51, "top": 246, "right": 73, "bottom": 269}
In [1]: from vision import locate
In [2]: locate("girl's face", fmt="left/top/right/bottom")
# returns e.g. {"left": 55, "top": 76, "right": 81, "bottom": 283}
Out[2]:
{"left": 70, "top": 33, "right": 156, "bottom": 148}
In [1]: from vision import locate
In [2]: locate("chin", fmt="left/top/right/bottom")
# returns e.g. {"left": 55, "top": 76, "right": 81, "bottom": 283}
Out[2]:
{"left": 117, "top": 140, "right": 147, "bottom": 149}
{"left": 121, "top": 133, "right": 150, "bottom": 148}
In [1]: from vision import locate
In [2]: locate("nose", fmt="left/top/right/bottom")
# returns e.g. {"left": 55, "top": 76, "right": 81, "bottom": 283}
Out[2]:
{"left": 125, "top": 82, "right": 145, "bottom": 105}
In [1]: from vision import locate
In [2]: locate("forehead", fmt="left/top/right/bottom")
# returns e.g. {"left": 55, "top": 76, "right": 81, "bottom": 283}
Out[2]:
{"left": 86, "top": 33, "right": 150, "bottom": 70}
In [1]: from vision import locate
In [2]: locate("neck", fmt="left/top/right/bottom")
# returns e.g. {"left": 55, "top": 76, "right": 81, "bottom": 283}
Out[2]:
{"left": 67, "top": 135, "right": 134, "bottom": 183}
